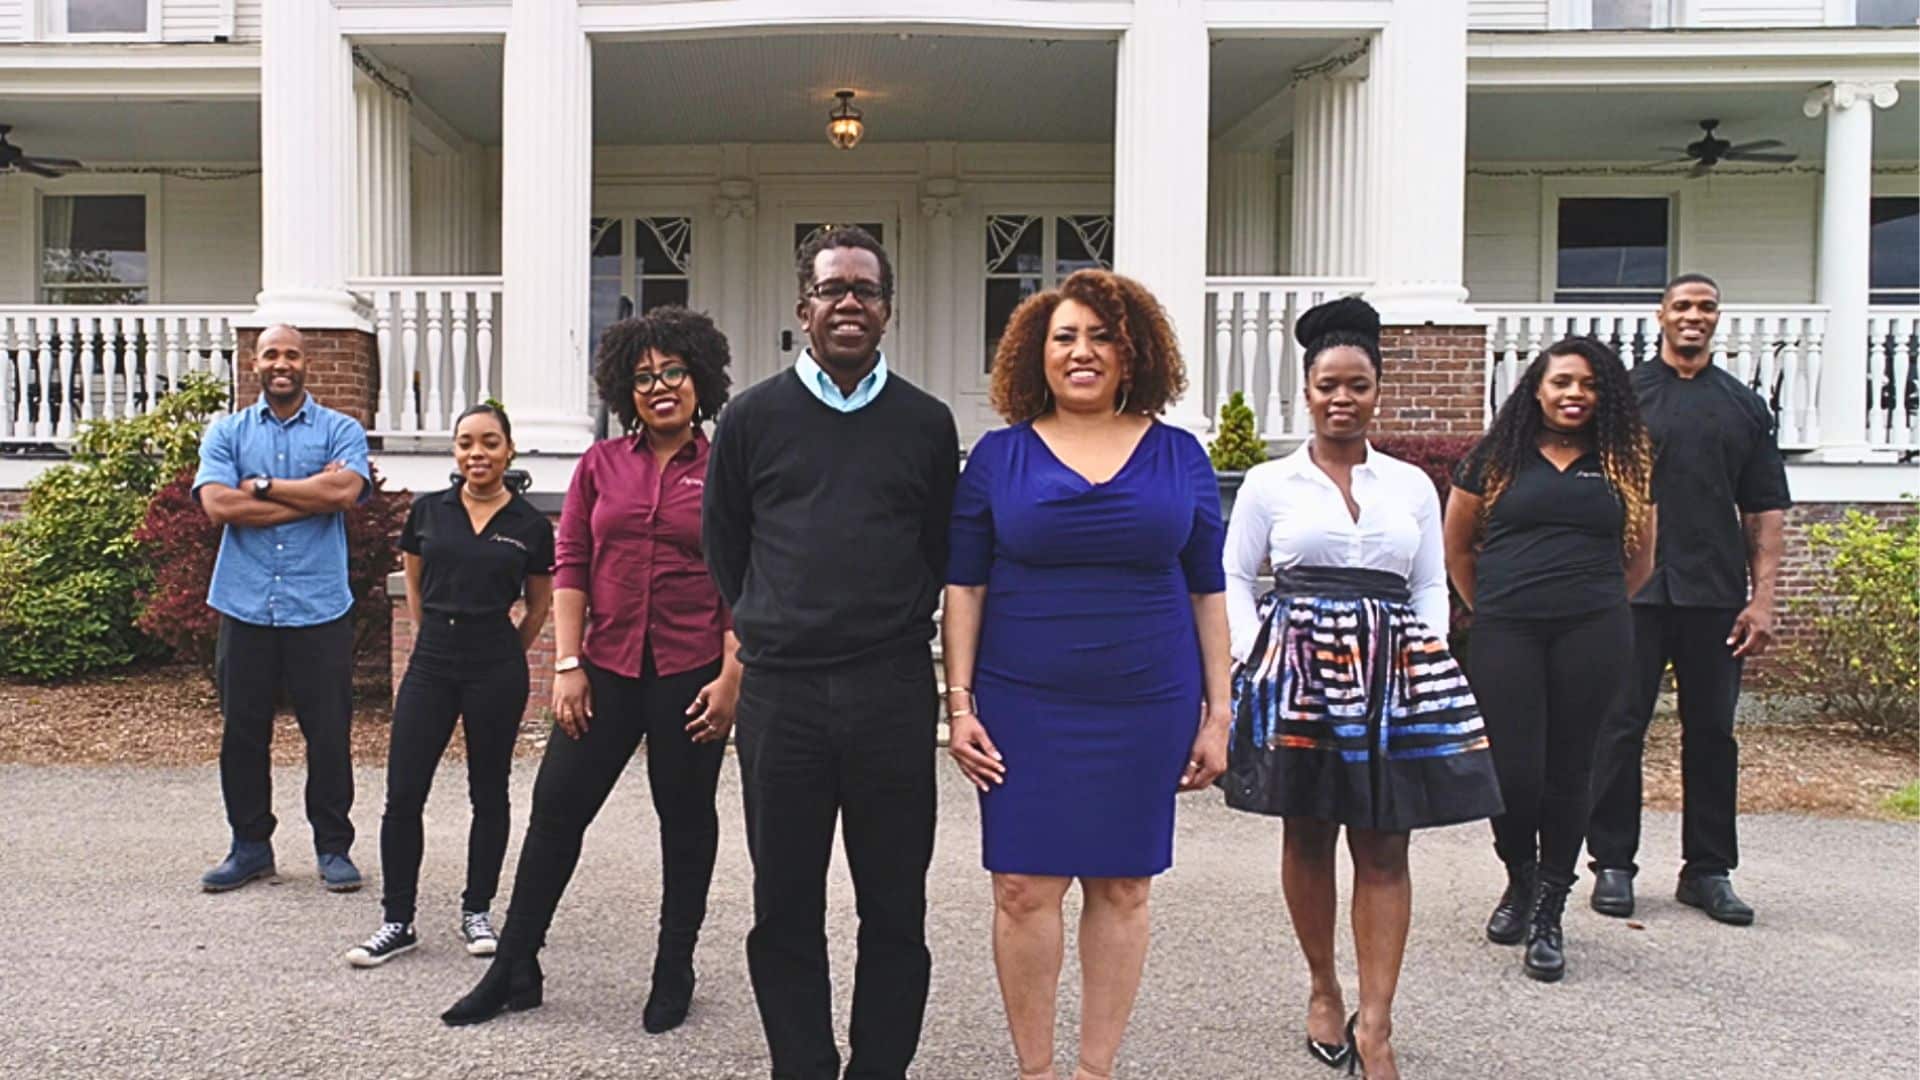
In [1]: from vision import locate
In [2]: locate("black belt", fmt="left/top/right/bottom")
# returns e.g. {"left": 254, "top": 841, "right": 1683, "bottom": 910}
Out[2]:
{"left": 1271, "top": 566, "right": 1411, "bottom": 604}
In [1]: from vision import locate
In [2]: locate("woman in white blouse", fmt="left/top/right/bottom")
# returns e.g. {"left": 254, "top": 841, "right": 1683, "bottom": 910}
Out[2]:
{"left": 1220, "top": 297, "right": 1502, "bottom": 1080}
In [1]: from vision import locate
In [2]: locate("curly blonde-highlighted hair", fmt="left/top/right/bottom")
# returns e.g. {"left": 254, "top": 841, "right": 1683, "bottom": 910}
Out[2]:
{"left": 988, "top": 269, "right": 1187, "bottom": 423}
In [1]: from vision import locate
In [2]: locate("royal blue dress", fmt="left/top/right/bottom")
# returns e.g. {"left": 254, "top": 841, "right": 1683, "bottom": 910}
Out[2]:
{"left": 948, "top": 420, "right": 1226, "bottom": 877}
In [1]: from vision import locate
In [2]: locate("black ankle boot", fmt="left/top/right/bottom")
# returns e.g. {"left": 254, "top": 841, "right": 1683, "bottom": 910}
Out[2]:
{"left": 441, "top": 954, "right": 544, "bottom": 1026}
{"left": 642, "top": 937, "right": 696, "bottom": 1034}
{"left": 1485, "top": 861, "right": 1537, "bottom": 945}
{"left": 1523, "top": 880, "right": 1570, "bottom": 983}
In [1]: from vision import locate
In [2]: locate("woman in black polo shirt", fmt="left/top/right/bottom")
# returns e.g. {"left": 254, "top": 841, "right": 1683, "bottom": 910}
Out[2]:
{"left": 1444, "top": 337, "right": 1655, "bottom": 983}
{"left": 345, "top": 402, "right": 554, "bottom": 968}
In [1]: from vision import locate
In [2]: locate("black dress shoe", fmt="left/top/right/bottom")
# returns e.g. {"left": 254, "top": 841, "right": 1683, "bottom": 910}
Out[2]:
{"left": 1590, "top": 868, "right": 1634, "bottom": 918}
{"left": 441, "top": 955, "right": 544, "bottom": 1026}
{"left": 1523, "top": 880, "right": 1569, "bottom": 983}
{"left": 1676, "top": 873, "right": 1754, "bottom": 926}
{"left": 1486, "top": 861, "right": 1537, "bottom": 945}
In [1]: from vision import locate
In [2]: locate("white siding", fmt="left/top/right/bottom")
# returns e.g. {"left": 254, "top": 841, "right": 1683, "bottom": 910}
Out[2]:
{"left": 1463, "top": 171, "right": 1818, "bottom": 303}
{"left": 159, "top": 173, "right": 260, "bottom": 302}
{"left": 1469, "top": 0, "right": 1553, "bottom": 28}
{"left": 0, "top": 171, "right": 260, "bottom": 304}
{"left": 0, "top": 0, "right": 24, "bottom": 41}
{"left": 234, "top": 0, "right": 259, "bottom": 41}
{"left": 1689, "top": 0, "right": 1827, "bottom": 27}
{"left": 161, "top": 0, "right": 230, "bottom": 42}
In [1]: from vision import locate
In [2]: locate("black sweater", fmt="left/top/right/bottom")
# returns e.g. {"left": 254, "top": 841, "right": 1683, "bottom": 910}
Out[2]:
{"left": 703, "top": 368, "right": 959, "bottom": 670}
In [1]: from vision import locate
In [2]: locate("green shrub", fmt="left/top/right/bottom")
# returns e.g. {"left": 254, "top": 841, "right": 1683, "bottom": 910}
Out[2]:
{"left": 0, "top": 375, "right": 229, "bottom": 680}
{"left": 1781, "top": 507, "right": 1919, "bottom": 742}
{"left": 1208, "top": 391, "right": 1267, "bottom": 472}
{"left": 1885, "top": 780, "right": 1920, "bottom": 820}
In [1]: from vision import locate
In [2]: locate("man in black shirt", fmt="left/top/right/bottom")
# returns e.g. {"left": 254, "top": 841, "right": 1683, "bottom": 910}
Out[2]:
{"left": 1586, "top": 273, "right": 1791, "bottom": 927}
{"left": 704, "top": 226, "right": 958, "bottom": 1080}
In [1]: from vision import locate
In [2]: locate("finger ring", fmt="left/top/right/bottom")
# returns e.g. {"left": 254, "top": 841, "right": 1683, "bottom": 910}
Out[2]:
{"left": 1188, "top": 760, "right": 1200, "bottom": 770}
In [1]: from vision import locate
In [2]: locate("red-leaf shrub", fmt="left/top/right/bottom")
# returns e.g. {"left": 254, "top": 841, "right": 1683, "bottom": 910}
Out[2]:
{"left": 134, "top": 466, "right": 410, "bottom": 679}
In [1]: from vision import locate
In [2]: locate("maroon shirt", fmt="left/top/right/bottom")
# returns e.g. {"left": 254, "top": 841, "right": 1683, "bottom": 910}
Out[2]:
{"left": 554, "top": 430, "right": 729, "bottom": 678}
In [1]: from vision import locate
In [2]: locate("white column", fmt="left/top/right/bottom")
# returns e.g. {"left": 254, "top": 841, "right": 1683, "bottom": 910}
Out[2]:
{"left": 499, "top": 0, "right": 594, "bottom": 451}
{"left": 1806, "top": 80, "right": 1898, "bottom": 455}
{"left": 354, "top": 67, "right": 413, "bottom": 277}
{"left": 253, "top": 0, "right": 363, "bottom": 329}
{"left": 1114, "top": 0, "right": 1210, "bottom": 429}
{"left": 921, "top": 181, "right": 963, "bottom": 404}
{"left": 713, "top": 178, "right": 756, "bottom": 382}
{"left": 1363, "top": 0, "right": 1475, "bottom": 324}
{"left": 1207, "top": 149, "right": 1277, "bottom": 276}
{"left": 1290, "top": 73, "right": 1368, "bottom": 278}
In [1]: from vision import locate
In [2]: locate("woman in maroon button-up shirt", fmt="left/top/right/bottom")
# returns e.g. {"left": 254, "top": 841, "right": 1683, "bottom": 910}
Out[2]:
{"left": 444, "top": 307, "right": 740, "bottom": 1031}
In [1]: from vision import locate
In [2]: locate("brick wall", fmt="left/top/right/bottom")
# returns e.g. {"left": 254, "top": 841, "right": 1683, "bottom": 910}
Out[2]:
{"left": 235, "top": 327, "right": 377, "bottom": 427}
{"left": 1375, "top": 324, "right": 1487, "bottom": 438}
{"left": 0, "top": 488, "right": 25, "bottom": 524}
{"left": 1767, "top": 500, "right": 1917, "bottom": 673}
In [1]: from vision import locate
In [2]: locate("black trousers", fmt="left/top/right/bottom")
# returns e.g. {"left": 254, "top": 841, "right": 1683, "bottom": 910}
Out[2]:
{"left": 215, "top": 614, "right": 356, "bottom": 854}
{"left": 1588, "top": 605, "right": 1743, "bottom": 878}
{"left": 497, "top": 651, "right": 726, "bottom": 963}
{"left": 379, "top": 616, "right": 528, "bottom": 925}
{"left": 735, "top": 650, "right": 938, "bottom": 1080}
{"left": 1470, "top": 605, "right": 1632, "bottom": 887}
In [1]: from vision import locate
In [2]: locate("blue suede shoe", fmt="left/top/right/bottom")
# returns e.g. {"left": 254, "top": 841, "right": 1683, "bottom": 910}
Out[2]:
{"left": 317, "top": 852, "right": 363, "bottom": 893}
{"left": 201, "top": 840, "right": 276, "bottom": 892}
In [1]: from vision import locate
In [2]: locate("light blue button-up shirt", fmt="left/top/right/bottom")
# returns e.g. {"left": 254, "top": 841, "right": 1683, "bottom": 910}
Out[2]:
{"left": 794, "top": 349, "right": 889, "bottom": 413}
{"left": 192, "top": 394, "right": 372, "bottom": 627}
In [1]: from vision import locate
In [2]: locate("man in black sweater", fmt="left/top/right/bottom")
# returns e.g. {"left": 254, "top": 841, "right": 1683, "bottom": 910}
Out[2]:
{"left": 704, "top": 226, "right": 959, "bottom": 1080}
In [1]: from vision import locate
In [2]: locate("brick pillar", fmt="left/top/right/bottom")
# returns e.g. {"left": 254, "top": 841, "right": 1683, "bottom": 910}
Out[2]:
{"left": 1375, "top": 324, "right": 1487, "bottom": 439}
{"left": 235, "top": 326, "right": 378, "bottom": 427}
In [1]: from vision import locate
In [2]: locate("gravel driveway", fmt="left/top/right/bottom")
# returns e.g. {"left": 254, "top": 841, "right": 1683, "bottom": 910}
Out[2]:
{"left": 1, "top": 760, "right": 1913, "bottom": 1079}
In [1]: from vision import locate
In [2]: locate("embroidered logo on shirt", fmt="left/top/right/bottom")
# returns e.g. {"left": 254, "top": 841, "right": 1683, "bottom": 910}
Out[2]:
{"left": 490, "top": 534, "right": 529, "bottom": 552}
{"left": 678, "top": 477, "right": 704, "bottom": 488}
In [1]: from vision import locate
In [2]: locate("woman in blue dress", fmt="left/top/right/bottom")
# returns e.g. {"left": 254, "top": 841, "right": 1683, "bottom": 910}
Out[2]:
{"left": 943, "top": 268, "right": 1232, "bottom": 1080}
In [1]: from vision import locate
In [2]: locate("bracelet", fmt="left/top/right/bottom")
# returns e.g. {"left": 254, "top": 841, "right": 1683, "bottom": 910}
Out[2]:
{"left": 947, "top": 707, "right": 975, "bottom": 720}
{"left": 945, "top": 685, "right": 971, "bottom": 695}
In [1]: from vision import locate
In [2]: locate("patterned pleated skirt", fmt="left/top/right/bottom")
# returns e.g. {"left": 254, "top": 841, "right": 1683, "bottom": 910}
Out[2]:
{"left": 1220, "top": 566, "right": 1504, "bottom": 832}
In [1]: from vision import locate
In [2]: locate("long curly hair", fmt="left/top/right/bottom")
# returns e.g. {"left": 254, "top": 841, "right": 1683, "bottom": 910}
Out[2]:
{"left": 1475, "top": 337, "right": 1654, "bottom": 557}
{"left": 592, "top": 306, "right": 732, "bottom": 433}
{"left": 989, "top": 269, "right": 1186, "bottom": 422}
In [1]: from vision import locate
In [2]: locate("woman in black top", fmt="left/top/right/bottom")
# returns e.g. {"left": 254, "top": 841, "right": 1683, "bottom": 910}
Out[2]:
{"left": 346, "top": 403, "right": 554, "bottom": 968}
{"left": 1444, "top": 337, "right": 1655, "bottom": 983}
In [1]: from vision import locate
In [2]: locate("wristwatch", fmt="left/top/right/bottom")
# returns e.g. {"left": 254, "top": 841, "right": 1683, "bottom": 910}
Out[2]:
{"left": 249, "top": 477, "right": 273, "bottom": 498}
{"left": 555, "top": 656, "right": 582, "bottom": 673}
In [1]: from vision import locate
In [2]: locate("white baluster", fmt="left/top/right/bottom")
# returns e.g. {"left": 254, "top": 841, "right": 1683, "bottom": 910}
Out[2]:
{"left": 1865, "top": 316, "right": 1889, "bottom": 445}
{"left": 371, "top": 289, "right": 396, "bottom": 431}
{"left": 476, "top": 293, "right": 497, "bottom": 405}
{"left": 1263, "top": 291, "right": 1286, "bottom": 438}
{"left": 77, "top": 313, "right": 102, "bottom": 428}
{"left": 1891, "top": 317, "right": 1915, "bottom": 449}
{"left": 52, "top": 316, "right": 76, "bottom": 440}
{"left": 1776, "top": 316, "right": 1802, "bottom": 447}
{"left": 1239, "top": 292, "right": 1262, "bottom": 432}
{"left": 425, "top": 288, "right": 448, "bottom": 429}
{"left": 450, "top": 289, "right": 472, "bottom": 418}
{"left": 401, "top": 297, "right": 423, "bottom": 432}
{"left": 1212, "top": 294, "right": 1233, "bottom": 426}
{"left": 163, "top": 316, "right": 184, "bottom": 397}
{"left": 0, "top": 315, "right": 16, "bottom": 439}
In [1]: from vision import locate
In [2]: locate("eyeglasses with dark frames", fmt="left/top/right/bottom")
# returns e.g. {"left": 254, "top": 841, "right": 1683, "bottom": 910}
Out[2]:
{"left": 807, "top": 280, "right": 887, "bottom": 305}
{"left": 633, "top": 365, "right": 691, "bottom": 392}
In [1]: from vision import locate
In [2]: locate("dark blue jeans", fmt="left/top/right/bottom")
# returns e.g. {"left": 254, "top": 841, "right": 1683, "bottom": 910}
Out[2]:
{"left": 216, "top": 614, "right": 355, "bottom": 854}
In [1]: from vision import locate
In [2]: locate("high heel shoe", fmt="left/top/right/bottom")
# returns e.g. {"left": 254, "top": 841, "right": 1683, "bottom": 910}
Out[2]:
{"left": 1307, "top": 1029, "right": 1351, "bottom": 1068}
{"left": 440, "top": 954, "right": 544, "bottom": 1026}
{"left": 1344, "top": 1013, "right": 1362, "bottom": 1076}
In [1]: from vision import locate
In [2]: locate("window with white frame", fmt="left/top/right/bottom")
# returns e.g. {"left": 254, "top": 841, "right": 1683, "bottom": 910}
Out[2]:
{"left": 1552, "top": 0, "right": 1673, "bottom": 28}
{"left": 1855, "top": 0, "right": 1919, "bottom": 26}
{"left": 40, "top": 194, "right": 149, "bottom": 304}
{"left": 983, "top": 213, "right": 1113, "bottom": 371}
{"left": 588, "top": 215, "right": 693, "bottom": 357}
{"left": 1870, "top": 196, "right": 1918, "bottom": 305}
{"left": 1553, "top": 197, "right": 1671, "bottom": 304}
{"left": 47, "top": 0, "right": 153, "bottom": 35}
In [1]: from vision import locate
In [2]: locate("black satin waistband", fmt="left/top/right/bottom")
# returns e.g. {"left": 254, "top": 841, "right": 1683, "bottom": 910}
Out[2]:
{"left": 1271, "top": 566, "right": 1411, "bottom": 604}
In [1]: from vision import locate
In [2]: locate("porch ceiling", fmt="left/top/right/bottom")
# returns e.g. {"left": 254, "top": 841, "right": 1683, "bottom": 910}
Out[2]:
{"left": 1468, "top": 83, "right": 1919, "bottom": 164}
{"left": 366, "top": 33, "right": 1336, "bottom": 147}
{"left": 0, "top": 99, "right": 259, "bottom": 162}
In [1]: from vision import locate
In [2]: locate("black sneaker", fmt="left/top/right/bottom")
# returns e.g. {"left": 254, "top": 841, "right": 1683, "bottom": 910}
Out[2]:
{"left": 346, "top": 922, "right": 418, "bottom": 968}
{"left": 461, "top": 910, "right": 498, "bottom": 957}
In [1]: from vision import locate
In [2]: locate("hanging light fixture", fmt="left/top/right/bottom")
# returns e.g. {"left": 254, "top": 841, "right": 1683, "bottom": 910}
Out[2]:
{"left": 826, "top": 90, "right": 865, "bottom": 150}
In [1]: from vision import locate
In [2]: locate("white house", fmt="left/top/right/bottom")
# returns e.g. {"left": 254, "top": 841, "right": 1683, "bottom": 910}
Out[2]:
{"left": 0, "top": 0, "right": 1914, "bottom": 504}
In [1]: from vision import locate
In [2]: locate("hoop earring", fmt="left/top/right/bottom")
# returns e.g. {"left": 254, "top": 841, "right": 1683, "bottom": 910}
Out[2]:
{"left": 1115, "top": 385, "right": 1131, "bottom": 415}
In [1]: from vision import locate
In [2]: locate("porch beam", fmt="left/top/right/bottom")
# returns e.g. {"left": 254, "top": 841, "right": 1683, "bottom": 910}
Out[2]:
{"left": 1114, "top": 0, "right": 1211, "bottom": 430}
{"left": 0, "top": 45, "right": 259, "bottom": 98}
{"left": 1469, "top": 26, "right": 1920, "bottom": 87}
{"left": 578, "top": 1, "right": 1134, "bottom": 38}
{"left": 498, "top": 0, "right": 596, "bottom": 452}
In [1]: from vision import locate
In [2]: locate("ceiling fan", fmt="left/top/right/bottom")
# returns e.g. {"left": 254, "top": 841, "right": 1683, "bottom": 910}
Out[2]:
{"left": 0, "top": 125, "right": 83, "bottom": 178}
{"left": 1653, "top": 119, "right": 1796, "bottom": 177}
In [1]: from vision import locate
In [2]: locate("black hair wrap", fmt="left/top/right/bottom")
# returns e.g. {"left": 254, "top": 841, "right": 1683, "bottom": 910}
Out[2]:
{"left": 1293, "top": 296, "right": 1381, "bottom": 350}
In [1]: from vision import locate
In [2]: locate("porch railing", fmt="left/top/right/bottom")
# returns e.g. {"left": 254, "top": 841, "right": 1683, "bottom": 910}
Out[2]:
{"left": 352, "top": 276, "right": 503, "bottom": 438}
{"left": 1484, "top": 305, "right": 1828, "bottom": 450}
{"left": 1204, "top": 277, "right": 1371, "bottom": 439}
{"left": 0, "top": 305, "right": 247, "bottom": 445}
{"left": 1867, "top": 307, "right": 1919, "bottom": 452}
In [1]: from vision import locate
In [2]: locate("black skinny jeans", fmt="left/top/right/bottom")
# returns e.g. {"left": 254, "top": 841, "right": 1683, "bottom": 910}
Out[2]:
{"left": 1469, "top": 604, "right": 1632, "bottom": 887}
{"left": 497, "top": 651, "right": 726, "bottom": 964}
{"left": 216, "top": 614, "right": 355, "bottom": 854}
{"left": 379, "top": 615, "right": 528, "bottom": 925}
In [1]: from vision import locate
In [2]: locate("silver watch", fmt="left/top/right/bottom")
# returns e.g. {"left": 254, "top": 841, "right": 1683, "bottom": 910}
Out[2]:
{"left": 555, "top": 656, "right": 582, "bottom": 674}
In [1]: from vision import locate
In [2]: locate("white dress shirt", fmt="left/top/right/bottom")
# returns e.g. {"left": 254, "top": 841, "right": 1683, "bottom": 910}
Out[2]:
{"left": 1223, "top": 441, "right": 1449, "bottom": 662}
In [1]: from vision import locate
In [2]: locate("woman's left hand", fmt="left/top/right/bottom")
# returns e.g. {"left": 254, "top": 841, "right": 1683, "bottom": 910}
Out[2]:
{"left": 1179, "top": 702, "right": 1231, "bottom": 792}
{"left": 685, "top": 673, "right": 740, "bottom": 744}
